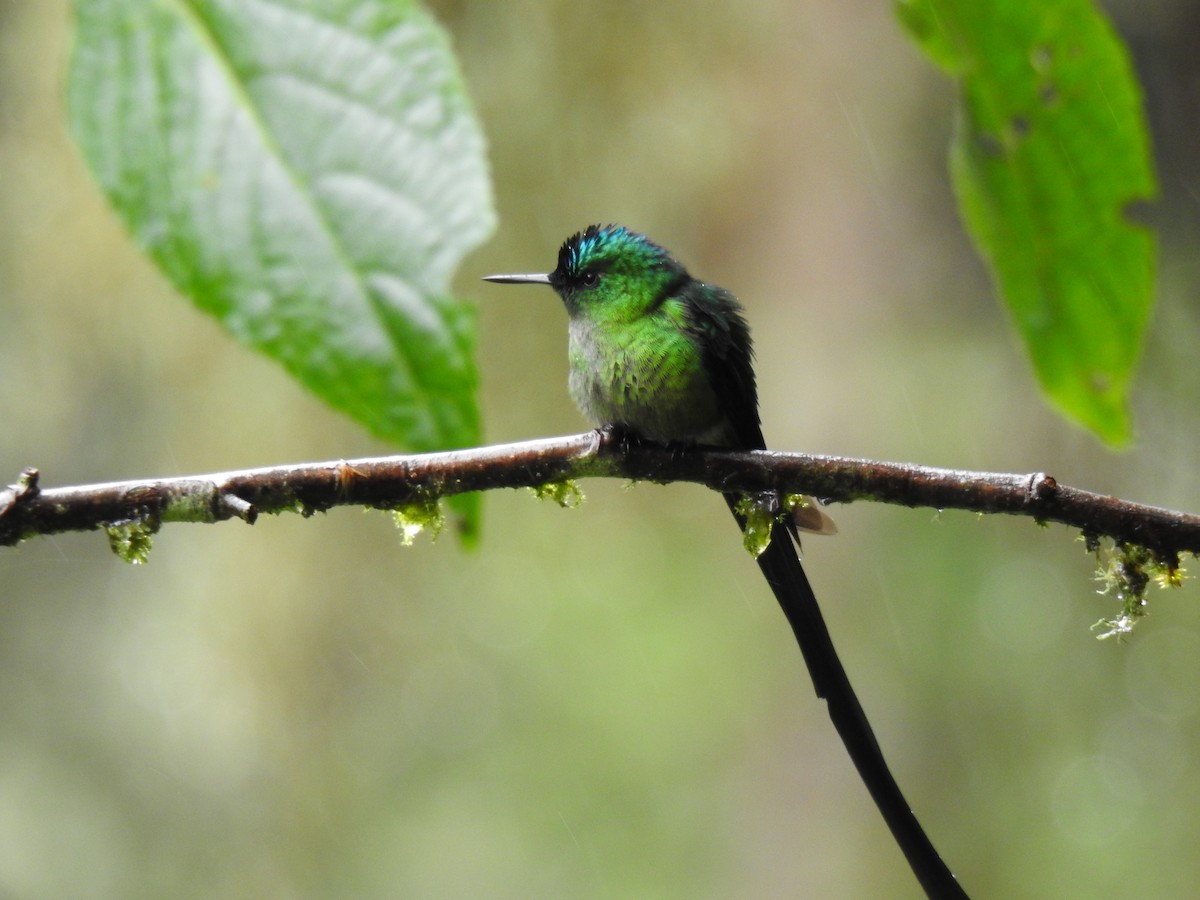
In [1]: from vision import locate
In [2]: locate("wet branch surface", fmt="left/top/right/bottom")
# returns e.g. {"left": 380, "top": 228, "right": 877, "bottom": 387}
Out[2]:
{"left": 3, "top": 431, "right": 1197, "bottom": 555}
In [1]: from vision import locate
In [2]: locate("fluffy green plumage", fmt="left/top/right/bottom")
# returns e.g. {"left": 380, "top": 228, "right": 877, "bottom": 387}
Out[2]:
{"left": 487, "top": 224, "right": 763, "bottom": 449}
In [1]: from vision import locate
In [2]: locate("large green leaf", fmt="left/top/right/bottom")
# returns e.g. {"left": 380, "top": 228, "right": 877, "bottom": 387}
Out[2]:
{"left": 69, "top": 0, "right": 494, "bottom": 532}
{"left": 897, "top": 0, "right": 1156, "bottom": 445}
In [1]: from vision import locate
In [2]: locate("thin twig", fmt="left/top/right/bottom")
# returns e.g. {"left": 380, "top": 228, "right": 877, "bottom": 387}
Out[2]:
{"left": 2, "top": 432, "right": 1198, "bottom": 557}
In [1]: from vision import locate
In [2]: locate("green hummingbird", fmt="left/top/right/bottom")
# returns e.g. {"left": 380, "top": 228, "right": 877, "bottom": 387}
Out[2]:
{"left": 483, "top": 224, "right": 966, "bottom": 899}
{"left": 483, "top": 224, "right": 833, "bottom": 530}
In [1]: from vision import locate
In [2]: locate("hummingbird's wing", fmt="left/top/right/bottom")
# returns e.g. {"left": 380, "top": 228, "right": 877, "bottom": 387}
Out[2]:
{"left": 677, "top": 281, "right": 767, "bottom": 452}
{"left": 681, "top": 281, "right": 837, "bottom": 537}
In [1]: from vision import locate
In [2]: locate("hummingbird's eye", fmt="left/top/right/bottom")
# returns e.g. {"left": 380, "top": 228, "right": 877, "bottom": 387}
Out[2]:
{"left": 580, "top": 271, "right": 600, "bottom": 288}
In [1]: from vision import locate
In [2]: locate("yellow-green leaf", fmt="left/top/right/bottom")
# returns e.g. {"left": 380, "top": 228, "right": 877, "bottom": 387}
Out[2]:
{"left": 897, "top": 0, "right": 1156, "bottom": 445}
{"left": 69, "top": 0, "right": 494, "bottom": 534}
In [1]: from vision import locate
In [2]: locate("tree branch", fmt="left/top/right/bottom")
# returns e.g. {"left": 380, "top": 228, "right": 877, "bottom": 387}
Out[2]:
{"left": 3, "top": 432, "right": 1198, "bottom": 560}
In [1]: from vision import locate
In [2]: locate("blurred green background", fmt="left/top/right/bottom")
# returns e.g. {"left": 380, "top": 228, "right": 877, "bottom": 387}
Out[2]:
{"left": 3, "top": 1, "right": 1200, "bottom": 897}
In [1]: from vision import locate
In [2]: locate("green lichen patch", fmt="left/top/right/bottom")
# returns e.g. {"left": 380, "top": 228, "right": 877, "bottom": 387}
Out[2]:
{"left": 735, "top": 494, "right": 776, "bottom": 559}
{"left": 105, "top": 520, "right": 156, "bottom": 564}
{"left": 1091, "top": 540, "right": 1187, "bottom": 639}
{"left": 529, "top": 481, "right": 585, "bottom": 509}
{"left": 390, "top": 498, "right": 446, "bottom": 546}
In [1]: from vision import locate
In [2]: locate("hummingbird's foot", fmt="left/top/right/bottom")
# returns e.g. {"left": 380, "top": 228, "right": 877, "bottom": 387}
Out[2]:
{"left": 595, "top": 423, "right": 644, "bottom": 456}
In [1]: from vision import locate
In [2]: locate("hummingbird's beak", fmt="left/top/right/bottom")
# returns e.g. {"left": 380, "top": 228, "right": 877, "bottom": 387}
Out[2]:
{"left": 481, "top": 273, "right": 553, "bottom": 285}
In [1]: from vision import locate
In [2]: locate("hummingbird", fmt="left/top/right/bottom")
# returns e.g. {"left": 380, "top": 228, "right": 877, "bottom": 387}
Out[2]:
{"left": 483, "top": 224, "right": 966, "bottom": 898}
{"left": 483, "top": 224, "right": 832, "bottom": 535}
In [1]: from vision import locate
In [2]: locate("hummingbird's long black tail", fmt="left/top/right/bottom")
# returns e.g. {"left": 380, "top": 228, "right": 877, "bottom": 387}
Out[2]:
{"left": 724, "top": 494, "right": 968, "bottom": 900}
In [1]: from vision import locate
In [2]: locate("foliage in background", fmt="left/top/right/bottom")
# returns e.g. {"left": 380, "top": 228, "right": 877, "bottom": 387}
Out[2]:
{"left": 68, "top": 0, "right": 495, "bottom": 535}
{"left": 897, "top": 0, "right": 1157, "bottom": 445}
